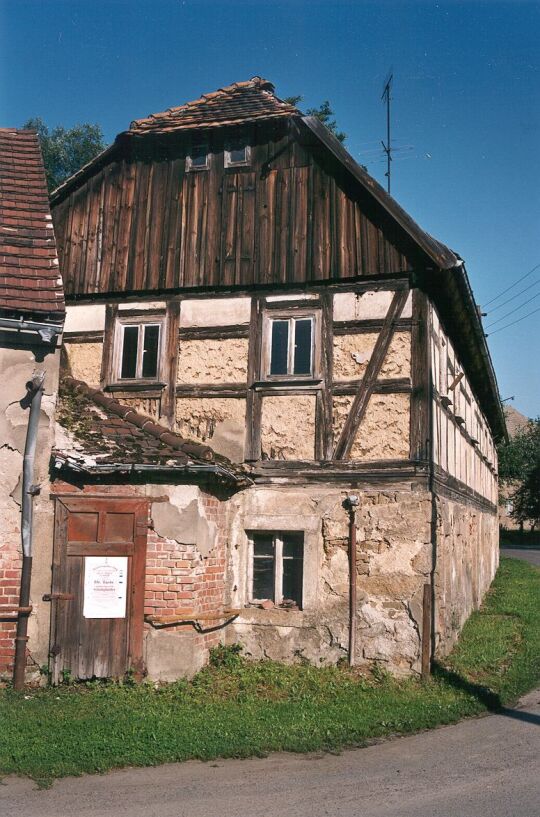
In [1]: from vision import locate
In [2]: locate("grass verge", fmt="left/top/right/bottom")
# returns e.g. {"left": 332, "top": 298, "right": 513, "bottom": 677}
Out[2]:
{"left": 0, "top": 556, "right": 538, "bottom": 784}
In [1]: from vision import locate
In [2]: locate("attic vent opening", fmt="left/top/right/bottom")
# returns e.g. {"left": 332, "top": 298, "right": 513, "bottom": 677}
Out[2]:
{"left": 187, "top": 140, "right": 209, "bottom": 171}
{"left": 224, "top": 136, "right": 251, "bottom": 168}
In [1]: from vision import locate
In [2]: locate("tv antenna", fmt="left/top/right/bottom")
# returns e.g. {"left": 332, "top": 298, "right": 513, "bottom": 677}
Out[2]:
{"left": 381, "top": 69, "right": 393, "bottom": 194}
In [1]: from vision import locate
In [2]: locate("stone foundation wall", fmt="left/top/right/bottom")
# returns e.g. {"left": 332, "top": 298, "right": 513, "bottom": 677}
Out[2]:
{"left": 433, "top": 494, "right": 499, "bottom": 657}
{"left": 225, "top": 486, "right": 433, "bottom": 675}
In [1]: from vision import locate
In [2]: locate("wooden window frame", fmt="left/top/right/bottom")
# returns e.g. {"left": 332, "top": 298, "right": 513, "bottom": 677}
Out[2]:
{"left": 261, "top": 309, "right": 320, "bottom": 382}
{"left": 111, "top": 315, "right": 165, "bottom": 386}
{"left": 224, "top": 138, "right": 251, "bottom": 169}
{"left": 247, "top": 531, "right": 304, "bottom": 609}
{"left": 186, "top": 140, "right": 209, "bottom": 172}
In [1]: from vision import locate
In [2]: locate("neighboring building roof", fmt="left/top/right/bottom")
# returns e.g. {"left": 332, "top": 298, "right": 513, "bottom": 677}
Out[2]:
{"left": 54, "top": 377, "right": 248, "bottom": 486}
{"left": 504, "top": 405, "right": 529, "bottom": 437}
{"left": 129, "top": 76, "right": 299, "bottom": 134}
{"left": 0, "top": 128, "right": 65, "bottom": 320}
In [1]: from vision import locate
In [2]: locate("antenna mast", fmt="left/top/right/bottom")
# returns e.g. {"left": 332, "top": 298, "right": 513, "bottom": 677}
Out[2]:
{"left": 381, "top": 71, "right": 393, "bottom": 194}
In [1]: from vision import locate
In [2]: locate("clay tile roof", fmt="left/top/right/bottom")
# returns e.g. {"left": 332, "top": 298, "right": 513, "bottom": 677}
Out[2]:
{"left": 55, "top": 377, "right": 248, "bottom": 485}
{"left": 0, "top": 128, "right": 65, "bottom": 320}
{"left": 129, "top": 76, "right": 299, "bottom": 134}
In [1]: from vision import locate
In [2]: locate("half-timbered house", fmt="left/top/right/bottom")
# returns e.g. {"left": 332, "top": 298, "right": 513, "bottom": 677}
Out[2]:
{"left": 44, "top": 77, "right": 504, "bottom": 680}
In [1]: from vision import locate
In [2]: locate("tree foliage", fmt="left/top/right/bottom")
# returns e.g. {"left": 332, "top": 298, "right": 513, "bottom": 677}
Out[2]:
{"left": 23, "top": 117, "right": 106, "bottom": 192}
{"left": 284, "top": 97, "right": 346, "bottom": 142}
{"left": 511, "top": 463, "right": 540, "bottom": 528}
{"left": 498, "top": 417, "right": 540, "bottom": 527}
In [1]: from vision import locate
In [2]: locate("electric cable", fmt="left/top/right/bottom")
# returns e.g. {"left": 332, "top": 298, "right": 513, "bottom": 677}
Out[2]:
{"left": 486, "top": 305, "right": 540, "bottom": 336}
{"left": 483, "top": 262, "right": 540, "bottom": 308}
{"left": 485, "top": 290, "right": 540, "bottom": 329}
{"left": 487, "top": 276, "right": 540, "bottom": 314}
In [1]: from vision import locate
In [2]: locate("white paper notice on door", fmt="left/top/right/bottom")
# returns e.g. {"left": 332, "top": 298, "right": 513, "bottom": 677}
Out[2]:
{"left": 83, "top": 556, "right": 128, "bottom": 619}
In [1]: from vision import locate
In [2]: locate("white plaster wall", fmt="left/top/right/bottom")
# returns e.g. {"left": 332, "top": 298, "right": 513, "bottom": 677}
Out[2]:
{"left": 64, "top": 304, "right": 106, "bottom": 333}
{"left": 333, "top": 290, "right": 412, "bottom": 321}
{"left": 180, "top": 297, "right": 251, "bottom": 327}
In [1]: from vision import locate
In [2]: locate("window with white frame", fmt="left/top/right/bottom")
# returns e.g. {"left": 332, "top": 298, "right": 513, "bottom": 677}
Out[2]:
{"left": 264, "top": 314, "right": 316, "bottom": 378}
{"left": 248, "top": 531, "right": 304, "bottom": 609}
{"left": 186, "top": 139, "right": 209, "bottom": 171}
{"left": 115, "top": 320, "right": 162, "bottom": 381}
{"left": 224, "top": 136, "right": 251, "bottom": 168}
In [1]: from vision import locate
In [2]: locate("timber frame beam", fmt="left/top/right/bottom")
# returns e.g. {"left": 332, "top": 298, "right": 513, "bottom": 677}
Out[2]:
{"left": 333, "top": 288, "right": 410, "bottom": 460}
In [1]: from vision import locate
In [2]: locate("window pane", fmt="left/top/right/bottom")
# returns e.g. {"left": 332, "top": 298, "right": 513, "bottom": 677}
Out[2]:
{"left": 253, "top": 534, "right": 275, "bottom": 600}
{"left": 270, "top": 320, "right": 289, "bottom": 375}
{"left": 282, "top": 531, "right": 303, "bottom": 559}
{"left": 253, "top": 533, "right": 274, "bottom": 557}
{"left": 229, "top": 145, "right": 247, "bottom": 164}
{"left": 142, "top": 324, "right": 160, "bottom": 378}
{"left": 282, "top": 533, "right": 303, "bottom": 607}
{"left": 253, "top": 558, "right": 274, "bottom": 600}
{"left": 120, "top": 325, "right": 139, "bottom": 379}
{"left": 293, "top": 318, "right": 312, "bottom": 375}
{"left": 190, "top": 144, "right": 207, "bottom": 168}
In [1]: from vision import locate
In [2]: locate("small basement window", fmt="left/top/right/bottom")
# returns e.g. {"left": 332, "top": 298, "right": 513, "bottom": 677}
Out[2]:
{"left": 186, "top": 140, "right": 208, "bottom": 171}
{"left": 224, "top": 137, "right": 251, "bottom": 168}
{"left": 116, "top": 321, "right": 162, "bottom": 381}
{"left": 249, "top": 531, "right": 304, "bottom": 609}
{"left": 267, "top": 315, "right": 314, "bottom": 377}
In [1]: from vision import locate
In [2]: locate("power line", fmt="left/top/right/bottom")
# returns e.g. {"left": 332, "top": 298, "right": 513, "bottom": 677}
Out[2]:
{"left": 485, "top": 290, "right": 540, "bottom": 329}
{"left": 483, "top": 261, "right": 540, "bottom": 307}
{"left": 486, "top": 305, "right": 540, "bottom": 336}
{"left": 487, "top": 276, "right": 540, "bottom": 314}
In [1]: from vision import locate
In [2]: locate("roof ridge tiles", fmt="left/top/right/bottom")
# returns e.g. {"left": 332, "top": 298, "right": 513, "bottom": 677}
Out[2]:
{"left": 128, "top": 76, "right": 297, "bottom": 134}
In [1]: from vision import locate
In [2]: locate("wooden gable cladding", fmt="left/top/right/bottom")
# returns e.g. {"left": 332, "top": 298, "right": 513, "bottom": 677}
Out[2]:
{"left": 52, "top": 120, "right": 415, "bottom": 297}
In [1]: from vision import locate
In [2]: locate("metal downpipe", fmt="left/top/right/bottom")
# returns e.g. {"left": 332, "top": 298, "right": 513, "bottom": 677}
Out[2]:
{"left": 345, "top": 494, "right": 360, "bottom": 666}
{"left": 13, "top": 372, "right": 45, "bottom": 690}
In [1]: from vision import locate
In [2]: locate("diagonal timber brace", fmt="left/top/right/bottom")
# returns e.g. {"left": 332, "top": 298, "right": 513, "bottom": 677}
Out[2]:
{"left": 333, "top": 289, "right": 410, "bottom": 460}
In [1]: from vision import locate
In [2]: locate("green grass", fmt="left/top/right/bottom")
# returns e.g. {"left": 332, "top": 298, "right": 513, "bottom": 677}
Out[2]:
{"left": 0, "top": 557, "right": 538, "bottom": 784}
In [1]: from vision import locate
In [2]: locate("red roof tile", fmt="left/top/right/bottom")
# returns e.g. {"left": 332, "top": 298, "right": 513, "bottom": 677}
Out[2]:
{"left": 55, "top": 377, "right": 248, "bottom": 486}
{"left": 129, "top": 77, "right": 299, "bottom": 134}
{"left": 0, "top": 128, "right": 64, "bottom": 319}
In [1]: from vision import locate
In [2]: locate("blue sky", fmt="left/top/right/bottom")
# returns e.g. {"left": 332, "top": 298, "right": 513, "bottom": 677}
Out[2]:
{"left": 1, "top": 0, "right": 539, "bottom": 417}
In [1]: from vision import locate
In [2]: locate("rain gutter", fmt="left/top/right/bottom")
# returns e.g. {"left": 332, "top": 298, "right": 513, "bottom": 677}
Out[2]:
{"left": 0, "top": 316, "right": 63, "bottom": 344}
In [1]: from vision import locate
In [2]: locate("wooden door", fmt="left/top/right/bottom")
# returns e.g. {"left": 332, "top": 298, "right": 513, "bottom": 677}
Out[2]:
{"left": 50, "top": 496, "right": 147, "bottom": 683}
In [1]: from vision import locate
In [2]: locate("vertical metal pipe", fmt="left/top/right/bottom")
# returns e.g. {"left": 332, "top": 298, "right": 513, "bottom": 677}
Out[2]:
{"left": 348, "top": 507, "right": 357, "bottom": 666}
{"left": 421, "top": 582, "right": 432, "bottom": 681}
{"left": 13, "top": 373, "right": 45, "bottom": 690}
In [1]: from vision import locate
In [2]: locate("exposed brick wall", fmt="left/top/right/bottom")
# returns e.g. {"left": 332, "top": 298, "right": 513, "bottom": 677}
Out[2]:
{"left": 0, "top": 544, "right": 20, "bottom": 675}
{"left": 144, "top": 488, "right": 229, "bottom": 653}
{"left": 50, "top": 479, "right": 232, "bottom": 671}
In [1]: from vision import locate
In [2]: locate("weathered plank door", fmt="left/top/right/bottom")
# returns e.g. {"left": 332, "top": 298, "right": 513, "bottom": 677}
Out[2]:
{"left": 50, "top": 496, "right": 147, "bottom": 683}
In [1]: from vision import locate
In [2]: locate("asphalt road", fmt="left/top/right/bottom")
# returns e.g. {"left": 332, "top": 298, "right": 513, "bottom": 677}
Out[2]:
{"left": 500, "top": 546, "right": 540, "bottom": 566}
{"left": 1, "top": 548, "right": 538, "bottom": 817}
{"left": 1, "top": 687, "right": 539, "bottom": 817}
